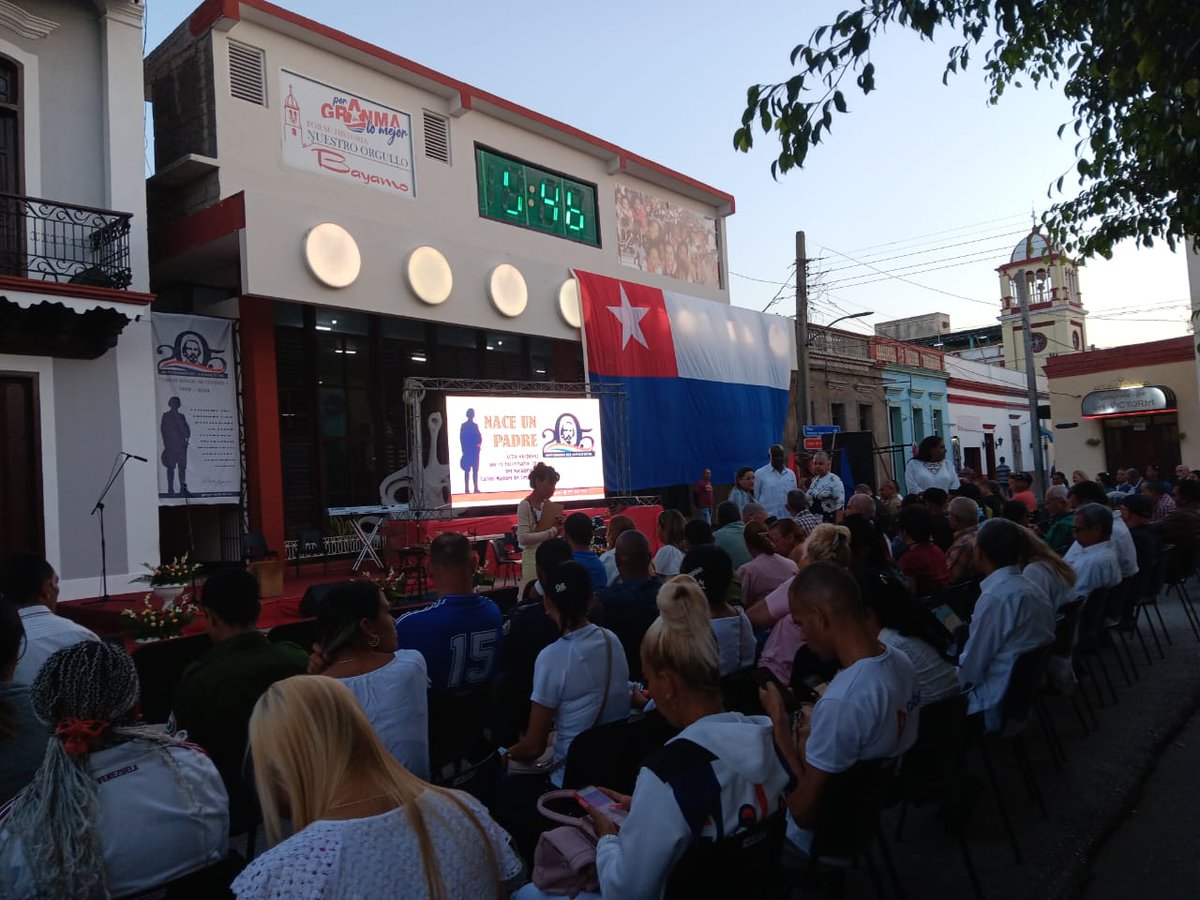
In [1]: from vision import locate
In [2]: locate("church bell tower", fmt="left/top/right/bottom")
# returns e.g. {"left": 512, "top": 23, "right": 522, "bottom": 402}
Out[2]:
{"left": 998, "top": 226, "right": 1088, "bottom": 372}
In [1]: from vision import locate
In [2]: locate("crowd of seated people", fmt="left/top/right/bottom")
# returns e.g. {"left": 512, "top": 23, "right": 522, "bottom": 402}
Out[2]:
{"left": 0, "top": 451, "right": 1196, "bottom": 898}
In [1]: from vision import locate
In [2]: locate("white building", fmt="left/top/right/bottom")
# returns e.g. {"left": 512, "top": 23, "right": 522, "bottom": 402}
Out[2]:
{"left": 945, "top": 355, "right": 1051, "bottom": 478}
{"left": 0, "top": 0, "right": 156, "bottom": 599}
{"left": 145, "top": 0, "right": 734, "bottom": 555}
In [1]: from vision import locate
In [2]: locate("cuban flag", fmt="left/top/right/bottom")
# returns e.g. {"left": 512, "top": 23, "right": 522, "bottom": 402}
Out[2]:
{"left": 575, "top": 270, "right": 795, "bottom": 490}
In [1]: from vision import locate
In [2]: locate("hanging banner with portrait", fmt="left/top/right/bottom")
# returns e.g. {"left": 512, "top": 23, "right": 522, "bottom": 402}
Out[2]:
{"left": 151, "top": 313, "right": 241, "bottom": 506}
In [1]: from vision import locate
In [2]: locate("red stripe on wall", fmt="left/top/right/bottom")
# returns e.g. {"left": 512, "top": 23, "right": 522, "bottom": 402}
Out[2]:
{"left": 149, "top": 193, "right": 246, "bottom": 265}
{"left": 238, "top": 297, "right": 285, "bottom": 554}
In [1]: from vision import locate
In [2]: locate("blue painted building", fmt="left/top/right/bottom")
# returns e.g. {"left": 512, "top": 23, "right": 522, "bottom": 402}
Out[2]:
{"left": 873, "top": 340, "right": 952, "bottom": 494}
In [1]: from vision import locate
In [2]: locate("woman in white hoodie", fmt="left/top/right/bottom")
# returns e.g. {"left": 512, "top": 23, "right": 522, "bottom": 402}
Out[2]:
{"left": 515, "top": 577, "right": 790, "bottom": 899}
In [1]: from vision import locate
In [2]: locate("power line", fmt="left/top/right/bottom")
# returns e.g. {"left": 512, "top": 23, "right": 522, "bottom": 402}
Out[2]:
{"left": 844, "top": 211, "right": 1032, "bottom": 256}
{"left": 820, "top": 244, "right": 998, "bottom": 307}
{"left": 823, "top": 227, "right": 1027, "bottom": 275}
{"left": 823, "top": 244, "right": 1015, "bottom": 289}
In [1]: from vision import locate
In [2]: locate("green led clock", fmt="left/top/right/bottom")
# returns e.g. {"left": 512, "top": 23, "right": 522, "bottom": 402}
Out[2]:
{"left": 475, "top": 146, "right": 599, "bottom": 247}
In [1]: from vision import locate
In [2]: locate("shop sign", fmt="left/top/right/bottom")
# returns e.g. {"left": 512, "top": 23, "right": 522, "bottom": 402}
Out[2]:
{"left": 281, "top": 70, "right": 416, "bottom": 197}
{"left": 1081, "top": 385, "right": 1176, "bottom": 419}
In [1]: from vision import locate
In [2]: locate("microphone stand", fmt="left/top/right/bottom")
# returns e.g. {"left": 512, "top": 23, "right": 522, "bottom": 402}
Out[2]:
{"left": 89, "top": 452, "right": 145, "bottom": 603}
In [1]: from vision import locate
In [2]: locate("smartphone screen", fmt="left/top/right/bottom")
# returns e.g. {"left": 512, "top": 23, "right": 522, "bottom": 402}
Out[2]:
{"left": 575, "top": 786, "right": 628, "bottom": 824}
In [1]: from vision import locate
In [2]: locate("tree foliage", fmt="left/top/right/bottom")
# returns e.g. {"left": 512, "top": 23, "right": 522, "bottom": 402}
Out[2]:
{"left": 734, "top": 1, "right": 1200, "bottom": 259}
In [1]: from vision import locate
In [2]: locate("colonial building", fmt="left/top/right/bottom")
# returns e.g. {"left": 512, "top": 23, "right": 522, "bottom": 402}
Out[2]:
{"left": 999, "top": 229, "right": 1089, "bottom": 373}
{"left": 0, "top": 0, "right": 156, "bottom": 599}
{"left": 945, "top": 355, "right": 1050, "bottom": 479}
{"left": 146, "top": 0, "right": 735, "bottom": 556}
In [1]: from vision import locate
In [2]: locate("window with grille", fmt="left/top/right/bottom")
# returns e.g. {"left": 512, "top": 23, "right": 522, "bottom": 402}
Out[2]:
{"left": 423, "top": 110, "right": 450, "bottom": 163}
{"left": 228, "top": 41, "right": 267, "bottom": 106}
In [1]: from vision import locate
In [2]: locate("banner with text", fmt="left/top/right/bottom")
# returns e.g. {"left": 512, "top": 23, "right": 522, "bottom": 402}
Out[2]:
{"left": 445, "top": 395, "right": 606, "bottom": 509}
{"left": 152, "top": 313, "right": 241, "bottom": 506}
{"left": 281, "top": 69, "right": 416, "bottom": 197}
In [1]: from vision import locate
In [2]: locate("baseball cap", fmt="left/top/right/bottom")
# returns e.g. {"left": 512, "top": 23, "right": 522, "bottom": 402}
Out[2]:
{"left": 679, "top": 544, "right": 734, "bottom": 607}
{"left": 547, "top": 560, "right": 592, "bottom": 605}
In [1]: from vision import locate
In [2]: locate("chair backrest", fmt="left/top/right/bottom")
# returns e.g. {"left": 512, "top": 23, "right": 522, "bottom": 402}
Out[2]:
{"left": 1146, "top": 544, "right": 1171, "bottom": 598}
{"left": 896, "top": 691, "right": 969, "bottom": 797}
{"left": 1054, "top": 599, "right": 1085, "bottom": 657}
{"left": 267, "top": 619, "right": 318, "bottom": 649}
{"left": 810, "top": 758, "right": 894, "bottom": 860}
{"left": 1079, "top": 587, "right": 1110, "bottom": 645}
{"left": 999, "top": 644, "right": 1052, "bottom": 730}
{"left": 664, "top": 808, "right": 786, "bottom": 900}
{"left": 1161, "top": 542, "right": 1190, "bottom": 587}
{"left": 561, "top": 712, "right": 677, "bottom": 795}
{"left": 935, "top": 579, "right": 983, "bottom": 620}
{"left": 297, "top": 528, "right": 324, "bottom": 556}
{"left": 427, "top": 684, "right": 493, "bottom": 772}
{"left": 131, "top": 633, "right": 214, "bottom": 723}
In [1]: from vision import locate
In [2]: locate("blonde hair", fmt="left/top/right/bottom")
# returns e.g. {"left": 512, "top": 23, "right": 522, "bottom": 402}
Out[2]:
{"left": 802, "top": 524, "right": 852, "bottom": 567}
{"left": 248, "top": 676, "right": 501, "bottom": 900}
{"left": 657, "top": 509, "right": 687, "bottom": 548}
{"left": 1017, "top": 527, "right": 1077, "bottom": 587}
{"left": 641, "top": 575, "right": 721, "bottom": 691}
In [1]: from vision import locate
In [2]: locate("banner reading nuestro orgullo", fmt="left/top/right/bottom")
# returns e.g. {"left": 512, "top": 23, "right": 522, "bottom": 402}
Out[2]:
{"left": 151, "top": 313, "right": 241, "bottom": 506}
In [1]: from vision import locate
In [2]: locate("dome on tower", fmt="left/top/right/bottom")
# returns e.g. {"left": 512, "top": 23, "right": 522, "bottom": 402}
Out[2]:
{"left": 1010, "top": 229, "right": 1053, "bottom": 263}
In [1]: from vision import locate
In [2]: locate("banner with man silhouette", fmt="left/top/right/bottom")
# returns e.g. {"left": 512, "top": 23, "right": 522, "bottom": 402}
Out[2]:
{"left": 151, "top": 313, "right": 241, "bottom": 506}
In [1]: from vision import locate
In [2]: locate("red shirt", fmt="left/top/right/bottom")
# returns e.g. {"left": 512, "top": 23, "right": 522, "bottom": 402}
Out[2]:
{"left": 693, "top": 480, "right": 714, "bottom": 509}
{"left": 1011, "top": 490, "right": 1038, "bottom": 513}
{"left": 899, "top": 541, "right": 950, "bottom": 597}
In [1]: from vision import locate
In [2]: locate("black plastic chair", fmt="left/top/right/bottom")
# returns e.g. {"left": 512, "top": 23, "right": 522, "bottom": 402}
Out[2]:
{"left": 491, "top": 536, "right": 522, "bottom": 586}
{"left": 890, "top": 692, "right": 984, "bottom": 900}
{"left": 562, "top": 712, "right": 677, "bottom": 796}
{"left": 665, "top": 808, "right": 787, "bottom": 900}
{"left": 124, "top": 851, "right": 245, "bottom": 899}
{"left": 427, "top": 684, "right": 500, "bottom": 803}
{"left": 1076, "top": 587, "right": 1120, "bottom": 706}
{"left": 972, "top": 643, "right": 1055, "bottom": 865}
{"left": 1161, "top": 544, "right": 1200, "bottom": 641}
{"left": 1135, "top": 546, "right": 1171, "bottom": 657}
{"left": 1104, "top": 576, "right": 1145, "bottom": 677}
{"left": 267, "top": 618, "right": 318, "bottom": 650}
{"left": 131, "top": 633, "right": 214, "bottom": 724}
{"left": 294, "top": 527, "right": 328, "bottom": 576}
{"left": 395, "top": 546, "right": 428, "bottom": 597}
{"left": 799, "top": 758, "right": 907, "bottom": 899}
{"left": 1051, "top": 599, "right": 1099, "bottom": 734}
{"left": 241, "top": 532, "right": 278, "bottom": 563}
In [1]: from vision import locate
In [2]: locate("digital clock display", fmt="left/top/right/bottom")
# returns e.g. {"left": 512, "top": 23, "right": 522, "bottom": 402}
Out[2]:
{"left": 475, "top": 146, "right": 599, "bottom": 247}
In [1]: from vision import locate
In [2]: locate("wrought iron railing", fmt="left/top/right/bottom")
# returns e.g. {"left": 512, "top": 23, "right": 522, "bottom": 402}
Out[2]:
{"left": 0, "top": 192, "right": 133, "bottom": 289}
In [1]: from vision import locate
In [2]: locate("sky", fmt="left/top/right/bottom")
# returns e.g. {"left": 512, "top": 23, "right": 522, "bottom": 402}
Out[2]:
{"left": 144, "top": 0, "right": 1195, "bottom": 348}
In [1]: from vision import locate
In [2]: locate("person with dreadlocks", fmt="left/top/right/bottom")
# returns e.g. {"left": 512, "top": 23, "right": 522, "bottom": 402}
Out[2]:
{"left": 0, "top": 641, "right": 229, "bottom": 898}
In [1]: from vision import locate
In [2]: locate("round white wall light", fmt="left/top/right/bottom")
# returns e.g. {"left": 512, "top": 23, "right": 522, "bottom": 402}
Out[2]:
{"left": 406, "top": 246, "right": 453, "bottom": 306}
{"left": 489, "top": 263, "right": 528, "bottom": 317}
{"left": 303, "top": 223, "right": 361, "bottom": 288}
{"left": 558, "top": 277, "right": 582, "bottom": 328}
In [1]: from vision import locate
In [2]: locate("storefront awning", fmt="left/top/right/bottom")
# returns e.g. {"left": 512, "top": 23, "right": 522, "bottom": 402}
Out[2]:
{"left": 0, "top": 296, "right": 131, "bottom": 360}
{"left": 1081, "top": 385, "right": 1177, "bottom": 419}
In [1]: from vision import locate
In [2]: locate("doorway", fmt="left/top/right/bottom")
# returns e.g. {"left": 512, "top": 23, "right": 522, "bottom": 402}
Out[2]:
{"left": 0, "top": 55, "right": 23, "bottom": 277}
{"left": 1103, "top": 415, "right": 1181, "bottom": 473}
{"left": 964, "top": 446, "right": 982, "bottom": 476}
{"left": 0, "top": 374, "right": 43, "bottom": 556}
{"left": 983, "top": 432, "right": 996, "bottom": 478}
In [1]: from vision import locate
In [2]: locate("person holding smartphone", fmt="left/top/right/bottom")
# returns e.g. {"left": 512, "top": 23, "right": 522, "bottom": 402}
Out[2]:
{"left": 515, "top": 578, "right": 791, "bottom": 899}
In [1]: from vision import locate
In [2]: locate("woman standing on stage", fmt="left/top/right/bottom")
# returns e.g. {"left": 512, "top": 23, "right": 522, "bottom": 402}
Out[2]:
{"left": 517, "top": 463, "right": 563, "bottom": 587}
{"left": 904, "top": 435, "right": 960, "bottom": 495}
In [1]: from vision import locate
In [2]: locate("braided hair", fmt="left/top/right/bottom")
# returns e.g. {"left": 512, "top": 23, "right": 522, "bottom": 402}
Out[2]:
{"left": 7, "top": 640, "right": 194, "bottom": 898}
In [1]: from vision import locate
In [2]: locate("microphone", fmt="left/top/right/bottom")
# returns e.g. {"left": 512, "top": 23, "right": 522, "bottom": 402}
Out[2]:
{"left": 124, "top": 452, "right": 149, "bottom": 462}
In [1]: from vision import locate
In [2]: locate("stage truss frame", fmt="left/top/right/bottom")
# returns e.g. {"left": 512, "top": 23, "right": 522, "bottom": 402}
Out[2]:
{"left": 402, "top": 377, "right": 632, "bottom": 516}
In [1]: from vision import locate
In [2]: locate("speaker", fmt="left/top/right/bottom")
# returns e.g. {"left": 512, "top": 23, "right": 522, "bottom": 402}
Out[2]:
{"left": 824, "top": 431, "right": 878, "bottom": 493}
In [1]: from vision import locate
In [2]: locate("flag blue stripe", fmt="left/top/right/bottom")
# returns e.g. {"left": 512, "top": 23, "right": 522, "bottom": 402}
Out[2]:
{"left": 591, "top": 373, "right": 790, "bottom": 490}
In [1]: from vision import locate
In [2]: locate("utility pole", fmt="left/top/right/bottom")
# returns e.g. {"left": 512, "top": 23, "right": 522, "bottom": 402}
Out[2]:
{"left": 795, "top": 230, "right": 810, "bottom": 444}
{"left": 1014, "top": 273, "right": 1047, "bottom": 504}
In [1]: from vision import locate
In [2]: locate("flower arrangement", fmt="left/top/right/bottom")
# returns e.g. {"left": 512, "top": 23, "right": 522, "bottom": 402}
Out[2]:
{"left": 133, "top": 553, "right": 203, "bottom": 587}
{"left": 121, "top": 592, "right": 197, "bottom": 641}
{"left": 473, "top": 565, "right": 495, "bottom": 588}
{"left": 370, "top": 568, "right": 407, "bottom": 602}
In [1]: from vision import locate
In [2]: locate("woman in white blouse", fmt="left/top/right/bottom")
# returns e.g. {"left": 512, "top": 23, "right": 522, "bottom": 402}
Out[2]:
{"left": 517, "top": 463, "right": 563, "bottom": 587}
{"left": 904, "top": 436, "right": 961, "bottom": 495}
{"left": 233, "top": 675, "right": 523, "bottom": 900}
{"left": 652, "top": 509, "right": 687, "bottom": 577}
{"left": 309, "top": 581, "right": 430, "bottom": 780}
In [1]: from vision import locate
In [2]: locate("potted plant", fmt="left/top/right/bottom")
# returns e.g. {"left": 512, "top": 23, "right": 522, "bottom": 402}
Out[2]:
{"left": 133, "top": 554, "right": 203, "bottom": 609}
{"left": 121, "top": 592, "right": 198, "bottom": 643}
{"left": 370, "top": 568, "right": 406, "bottom": 603}
{"left": 473, "top": 565, "right": 495, "bottom": 592}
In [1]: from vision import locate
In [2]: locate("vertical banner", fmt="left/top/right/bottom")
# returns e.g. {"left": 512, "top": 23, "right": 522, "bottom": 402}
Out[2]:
{"left": 152, "top": 313, "right": 241, "bottom": 506}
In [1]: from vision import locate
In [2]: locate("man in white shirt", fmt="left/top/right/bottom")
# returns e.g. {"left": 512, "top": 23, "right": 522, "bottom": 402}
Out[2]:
{"left": 1063, "top": 502, "right": 1123, "bottom": 616}
{"left": 958, "top": 519, "right": 1056, "bottom": 733}
{"left": 1, "top": 555, "right": 98, "bottom": 685}
{"left": 754, "top": 444, "right": 798, "bottom": 519}
{"left": 760, "top": 562, "right": 920, "bottom": 856}
{"left": 1067, "top": 481, "right": 1137, "bottom": 579}
{"left": 806, "top": 452, "right": 845, "bottom": 522}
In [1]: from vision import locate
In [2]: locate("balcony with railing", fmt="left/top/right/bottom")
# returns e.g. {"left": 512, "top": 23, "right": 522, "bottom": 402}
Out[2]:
{"left": 0, "top": 192, "right": 133, "bottom": 290}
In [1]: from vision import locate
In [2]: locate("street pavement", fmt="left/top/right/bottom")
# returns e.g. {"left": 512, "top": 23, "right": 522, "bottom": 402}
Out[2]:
{"left": 817, "top": 583, "right": 1200, "bottom": 899}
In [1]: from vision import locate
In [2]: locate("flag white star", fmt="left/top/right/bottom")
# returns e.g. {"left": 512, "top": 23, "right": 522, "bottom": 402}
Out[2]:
{"left": 606, "top": 285, "right": 651, "bottom": 350}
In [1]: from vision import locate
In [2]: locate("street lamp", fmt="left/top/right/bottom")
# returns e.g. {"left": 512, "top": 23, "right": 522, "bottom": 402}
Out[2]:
{"left": 797, "top": 309, "right": 873, "bottom": 437}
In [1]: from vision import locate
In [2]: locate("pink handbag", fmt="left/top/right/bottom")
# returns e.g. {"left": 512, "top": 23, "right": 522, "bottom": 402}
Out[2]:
{"left": 531, "top": 790, "right": 600, "bottom": 896}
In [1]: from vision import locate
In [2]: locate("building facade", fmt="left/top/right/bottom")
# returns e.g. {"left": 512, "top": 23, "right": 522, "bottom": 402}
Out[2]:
{"left": 1045, "top": 337, "right": 1198, "bottom": 476}
{"left": 945, "top": 354, "right": 1051, "bottom": 480}
{"left": 872, "top": 339, "right": 951, "bottom": 492}
{"left": 0, "top": 0, "right": 156, "bottom": 599}
{"left": 146, "top": 0, "right": 736, "bottom": 554}
{"left": 999, "top": 229, "right": 1089, "bottom": 373}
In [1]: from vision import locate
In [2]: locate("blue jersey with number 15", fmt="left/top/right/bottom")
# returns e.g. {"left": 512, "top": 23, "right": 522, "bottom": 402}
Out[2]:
{"left": 395, "top": 595, "right": 504, "bottom": 692}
